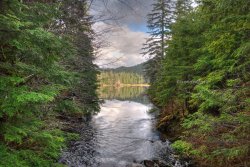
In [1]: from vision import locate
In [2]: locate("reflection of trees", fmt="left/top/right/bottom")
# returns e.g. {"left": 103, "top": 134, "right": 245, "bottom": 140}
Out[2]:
{"left": 98, "top": 86, "right": 150, "bottom": 104}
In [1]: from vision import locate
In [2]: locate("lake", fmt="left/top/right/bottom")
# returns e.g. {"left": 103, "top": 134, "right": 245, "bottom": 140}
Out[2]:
{"left": 59, "top": 86, "right": 186, "bottom": 167}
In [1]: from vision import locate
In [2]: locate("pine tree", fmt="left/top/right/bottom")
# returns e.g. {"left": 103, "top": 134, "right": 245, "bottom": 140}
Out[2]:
{"left": 147, "top": 0, "right": 250, "bottom": 165}
{"left": 56, "top": 0, "right": 100, "bottom": 114}
{"left": 143, "top": 0, "right": 174, "bottom": 82}
{"left": 0, "top": 0, "right": 99, "bottom": 165}
{"left": 147, "top": 0, "right": 195, "bottom": 109}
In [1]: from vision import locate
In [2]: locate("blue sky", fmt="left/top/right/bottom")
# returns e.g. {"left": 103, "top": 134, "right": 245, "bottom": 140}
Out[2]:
{"left": 128, "top": 23, "right": 148, "bottom": 33}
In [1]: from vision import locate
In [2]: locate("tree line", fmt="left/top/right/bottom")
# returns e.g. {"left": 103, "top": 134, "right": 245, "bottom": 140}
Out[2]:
{"left": 0, "top": 0, "right": 99, "bottom": 166}
{"left": 144, "top": 0, "right": 249, "bottom": 166}
{"left": 99, "top": 71, "right": 147, "bottom": 86}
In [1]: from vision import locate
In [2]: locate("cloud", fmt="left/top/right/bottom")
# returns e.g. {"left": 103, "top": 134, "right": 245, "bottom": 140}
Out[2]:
{"left": 91, "top": 0, "right": 153, "bottom": 25}
{"left": 91, "top": 0, "right": 198, "bottom": 68}
{"left": 90, "top": 0, "right": 154, "bottom": 68}
{"left": 94, "top": 24, "right": 149, "bottom": 68}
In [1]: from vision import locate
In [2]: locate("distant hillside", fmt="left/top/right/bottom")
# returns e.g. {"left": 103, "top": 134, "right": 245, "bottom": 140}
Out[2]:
{"left": 99, "top": 63, "right": 149, "bottom": 85}
{"left": 102, "top": 63, "right": 145, "bottom": 75}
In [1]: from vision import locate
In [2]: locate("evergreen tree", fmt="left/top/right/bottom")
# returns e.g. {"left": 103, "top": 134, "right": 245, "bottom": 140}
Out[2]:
{"left": 147, "top": 0, "right": 195, "bottom": 109}
{"left": 56, "top": 0, "right": 100, "bottom": 114}
{"left": 147, "top": 0, "right": 250, "bottom": 166}
{"left": 142, "top": 0, "right": 174, "bottom": 82}
{"left": 0, "top": 0, "right": 99, "bottom": 166}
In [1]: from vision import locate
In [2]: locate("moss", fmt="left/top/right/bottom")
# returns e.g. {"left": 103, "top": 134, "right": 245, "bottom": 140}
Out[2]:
{"left": 171, "top": 140, "right": 192, "bottom": 154}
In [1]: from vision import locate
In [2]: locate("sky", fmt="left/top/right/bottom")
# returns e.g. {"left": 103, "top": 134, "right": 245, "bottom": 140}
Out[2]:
{"left": 90, "top": 0, "right": 153, "bottom": 68}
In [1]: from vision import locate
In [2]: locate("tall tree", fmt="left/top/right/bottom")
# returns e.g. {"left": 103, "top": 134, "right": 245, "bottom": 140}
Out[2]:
{"left": 147, "top": 0, "right": 195, "bottom": 109}
{"left": 55, "top": 0, "right": 100, "bottom": 114}
{"left": 147, "top": 0, "right": 250, "bottom": 166}
{"left": 0, "top": 0, "right": 99, "bottom": 166}
{"left": 142, "top": 0, "right": 174, "bottom": 82}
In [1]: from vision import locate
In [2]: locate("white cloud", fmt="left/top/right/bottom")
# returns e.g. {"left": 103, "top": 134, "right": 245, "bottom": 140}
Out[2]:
{"left": 94, "top": 24, "right": 149, "bottom": 68}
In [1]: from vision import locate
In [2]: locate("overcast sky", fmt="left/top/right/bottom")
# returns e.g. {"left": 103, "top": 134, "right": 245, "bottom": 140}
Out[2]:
{"left": 91, "top": 0, "right": 153, "bottom": 68}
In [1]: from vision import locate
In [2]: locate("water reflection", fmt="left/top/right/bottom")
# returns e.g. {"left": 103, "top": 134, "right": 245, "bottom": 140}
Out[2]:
{"left": 60, "top": 87, "right": 184, "bottom": 167}
{"left": 92, "top": 100, "right": 159, "bottom": 166}
{"left": 98, "top": 86, "right": 150, "bottom": 104}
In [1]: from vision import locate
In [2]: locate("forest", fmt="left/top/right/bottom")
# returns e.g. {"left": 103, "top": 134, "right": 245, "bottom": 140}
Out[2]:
{"left": 98, "top": 71, "right": 147, "bottom": 86}
{"left": 0, "top": 0, "right": 249, "bottom": 167}
{"left": 0, "top": 0, "right": 99, "bottom": 166}
{"left": 143, "top": 0, "right": 250, "bottom": 166}
{"left": 103, "top": 63, "right": 145, "bottom": 75}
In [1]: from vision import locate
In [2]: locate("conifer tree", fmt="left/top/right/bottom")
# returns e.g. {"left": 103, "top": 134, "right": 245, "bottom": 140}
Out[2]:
{"left": 56, "top": 0, "right": 100, "bottom": 114}
{"left": 142, "top": 0, "right": 174, "bottom": 82}
{"left": 147, "top": 0, "right": 250, "bottom": 165}
{"left": 0, "top": 0, "right": 99, "bottom": 165}
{"left": 147, "top": 0, "right": 195, "bottom": 109}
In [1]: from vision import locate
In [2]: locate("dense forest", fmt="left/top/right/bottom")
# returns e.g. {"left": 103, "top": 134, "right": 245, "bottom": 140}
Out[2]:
{"left": 144, "top": 0, "right": 250, "bottom": 166}
{"left": 103, "top": 63, "right": 145, "bottom": 75}
{"left": 98, "top": 71, "right": 148, "bottom": 86}
{"left": 0, "top": 0, "right": 99, "bottom": 166}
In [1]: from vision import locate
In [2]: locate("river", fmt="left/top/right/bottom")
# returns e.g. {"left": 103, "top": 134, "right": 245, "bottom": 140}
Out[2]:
{"left": 60, "top": 87, "right": 187, "bottom": 167}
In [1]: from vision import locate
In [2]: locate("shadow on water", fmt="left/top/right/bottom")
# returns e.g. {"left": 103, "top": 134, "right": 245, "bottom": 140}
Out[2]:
{"left": 59, "top": 86, "right": 189, "bottom": 167}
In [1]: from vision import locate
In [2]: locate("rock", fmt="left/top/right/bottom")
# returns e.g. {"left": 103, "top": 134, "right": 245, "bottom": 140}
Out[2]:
{"left": 142, "top": 160, "right": 158, "bottom": 167}
{"left": 153, "top": 159, "right": 172, "bottom": 167}
{"left": 140, "top": 159, "right": 172, "bottom": 167}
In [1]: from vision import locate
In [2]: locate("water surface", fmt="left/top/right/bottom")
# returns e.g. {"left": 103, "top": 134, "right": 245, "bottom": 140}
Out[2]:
{"left": 60, "top": 87, "right": 185, "bottom": 167}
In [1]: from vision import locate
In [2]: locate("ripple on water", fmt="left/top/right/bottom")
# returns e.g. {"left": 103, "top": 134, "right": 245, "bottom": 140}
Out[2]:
{"left": 59, "top": 100, "right": 188, "bottom": 167}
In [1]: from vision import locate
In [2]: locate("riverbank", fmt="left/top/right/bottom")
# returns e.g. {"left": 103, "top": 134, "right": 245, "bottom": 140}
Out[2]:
{"left": 155, "top": 110, "right": 196, "bottom": 167}
{"left": 154, "top": 103, "right": 250, "bottom": 167}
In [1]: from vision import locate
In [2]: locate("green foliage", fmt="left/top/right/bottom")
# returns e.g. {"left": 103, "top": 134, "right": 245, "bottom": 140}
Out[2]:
{"left": 0, "top": 130, "right": 68, "bottom": 167}
{"left": 182, "top": 111, "right": 214, "bottom": 133}
{"left": 55, "top": 100, "right": 82, "bottom": 115}
{"left": 171, "top": 140, "right": 192, "bottom": 155}
{"left": 146, "top": 0, "right": 250, "bottom": 166}
{"left": 142, "top": 0, "right": 174, "bottom": 82}
{"left": 0, "top": 0, "right": 99, "bottom": 166}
